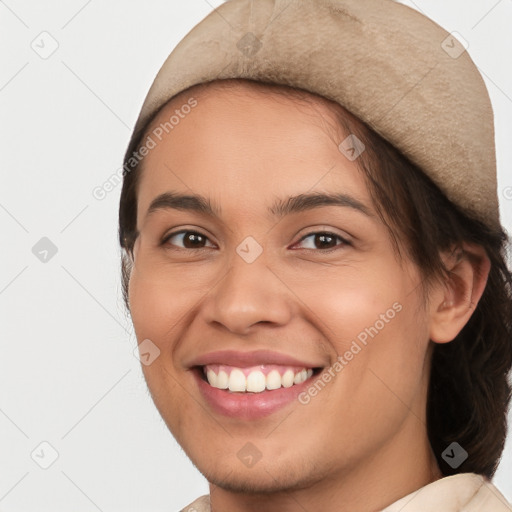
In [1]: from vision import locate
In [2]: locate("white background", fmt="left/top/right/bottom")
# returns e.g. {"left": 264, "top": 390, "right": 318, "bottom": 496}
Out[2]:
{"left": 1, "top": 1, "right": 511, "bottom": 510}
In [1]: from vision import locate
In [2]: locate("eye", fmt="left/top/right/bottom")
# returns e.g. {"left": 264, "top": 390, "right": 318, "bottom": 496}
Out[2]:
{"left": 293, "top": 231, "right": 350, "bottom": 251}
{"left": 161, "top": 229, "right": 349, "bottom": 251}
{"left": 162, "top": 230, "right": 216, "bottom": 250}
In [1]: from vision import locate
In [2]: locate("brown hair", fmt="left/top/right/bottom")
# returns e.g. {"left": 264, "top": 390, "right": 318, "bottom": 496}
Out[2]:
{"left": 119, "top": 78, "right": 512, "bottom": 479}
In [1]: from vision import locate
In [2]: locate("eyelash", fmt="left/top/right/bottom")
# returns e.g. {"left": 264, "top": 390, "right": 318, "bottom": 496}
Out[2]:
{"left": 161, "top": 230, "right": 350, "bottom": 252}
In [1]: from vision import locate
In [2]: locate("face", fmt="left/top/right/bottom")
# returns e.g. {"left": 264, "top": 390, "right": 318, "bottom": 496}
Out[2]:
{"left": 128, "top": 83, "right": 436, "bottom": 493}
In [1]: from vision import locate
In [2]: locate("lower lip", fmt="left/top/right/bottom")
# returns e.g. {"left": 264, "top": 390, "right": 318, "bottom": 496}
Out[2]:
{"left": 192, "top": 368, "right": 315, "bottom": 420}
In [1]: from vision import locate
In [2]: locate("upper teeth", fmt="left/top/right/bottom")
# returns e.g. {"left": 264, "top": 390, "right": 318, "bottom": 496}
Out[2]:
{"left": 204, "top": 365, "right": 314, "bottom": 393}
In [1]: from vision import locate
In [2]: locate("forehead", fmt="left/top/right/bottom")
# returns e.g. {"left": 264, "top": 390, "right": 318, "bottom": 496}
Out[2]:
{"left": 135, "top": 82, "right": 371, "bottom": 218}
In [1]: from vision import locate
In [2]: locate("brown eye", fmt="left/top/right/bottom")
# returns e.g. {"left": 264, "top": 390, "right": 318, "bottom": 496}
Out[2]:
{"left": 163, "top": 230, "right": 215, "bottom": 249}
{"left": 295, "top": 231, "right": 349, "bottom": 250}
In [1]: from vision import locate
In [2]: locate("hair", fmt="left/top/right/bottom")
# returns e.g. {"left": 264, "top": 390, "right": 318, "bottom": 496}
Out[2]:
{"left": 118, "top": 78, "right": 512, "bottom": 479}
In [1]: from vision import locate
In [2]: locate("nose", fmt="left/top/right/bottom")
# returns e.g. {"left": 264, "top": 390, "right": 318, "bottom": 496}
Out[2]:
{"left": 201, "top": 252, "right": 294, "bottom": 335}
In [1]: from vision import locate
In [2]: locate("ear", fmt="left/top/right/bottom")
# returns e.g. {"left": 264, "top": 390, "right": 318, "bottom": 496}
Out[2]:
{"left": 429, "top": 242, "right": 490, "bottom": 344}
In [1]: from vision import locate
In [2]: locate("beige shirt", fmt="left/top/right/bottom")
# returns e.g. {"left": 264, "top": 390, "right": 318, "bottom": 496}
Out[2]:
{"left": 180, "top": 473, "right": 512, "bottom": 511}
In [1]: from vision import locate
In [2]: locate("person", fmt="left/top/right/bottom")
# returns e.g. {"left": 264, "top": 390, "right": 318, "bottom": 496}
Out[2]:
{"left": 118, "top": 0, "right": 512, "bottom": 510}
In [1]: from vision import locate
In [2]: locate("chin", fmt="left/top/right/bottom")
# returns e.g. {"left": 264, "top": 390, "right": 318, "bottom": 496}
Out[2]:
{"left": 193, "top": 455, "right": 326, "bottom": 495}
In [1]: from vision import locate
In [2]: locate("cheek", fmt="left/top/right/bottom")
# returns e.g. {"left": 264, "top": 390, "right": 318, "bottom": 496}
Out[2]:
{"left": 290, "top": 272, "right": 430, "bottom": 453}
{"left": 127, "top": 260, "right": 217, "bottom": 388}
{"left": 291, "top": 261, "right": 430, "bottom": 387}
{"left": 128, "top": 268, "right": 197, "bottom": 430}
{"left": 128, "top": 264, "right": 183, "bottom": 354}
{"left": 128, "top": 258, "right": 202, "bottom": 335}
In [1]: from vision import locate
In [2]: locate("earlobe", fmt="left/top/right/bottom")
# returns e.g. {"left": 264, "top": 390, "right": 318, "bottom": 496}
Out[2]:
{"left": 429, "top": 243, "right": 490, "bottom": 344}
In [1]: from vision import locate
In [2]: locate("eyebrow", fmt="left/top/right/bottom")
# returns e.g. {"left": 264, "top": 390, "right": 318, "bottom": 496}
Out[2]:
{"left": 146, "top": 191, "right": 373, "bottom": 219}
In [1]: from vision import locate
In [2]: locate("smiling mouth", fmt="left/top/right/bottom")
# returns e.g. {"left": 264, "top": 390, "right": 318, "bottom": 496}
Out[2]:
{"left": 197, "top": 364, "right": 322, "bottom": 393}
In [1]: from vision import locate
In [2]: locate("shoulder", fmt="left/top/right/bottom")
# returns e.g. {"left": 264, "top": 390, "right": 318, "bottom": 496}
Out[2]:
{"left": 381, "top": 473, "right": 512, "bottom": 512}
{"left": 179, "top": 494, "right": 210, "bottom": 512}
{"left": 462, "top": 476, "right": 512, "bottom": 512}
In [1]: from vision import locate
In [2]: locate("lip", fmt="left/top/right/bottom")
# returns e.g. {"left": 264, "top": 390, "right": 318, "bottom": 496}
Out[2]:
{"left": 192, "top": 367, "right": 318, "bottom": 420}
{"left": 186, "top": 349, "right": 325, "bottom": 369}
{"left": 187, "top": 350, "right": 325, "bottom": 420}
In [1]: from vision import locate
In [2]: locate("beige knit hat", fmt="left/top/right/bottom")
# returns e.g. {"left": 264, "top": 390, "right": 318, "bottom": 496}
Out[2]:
{"left": 128, "top": 0, "right": 500, "bottom": 230}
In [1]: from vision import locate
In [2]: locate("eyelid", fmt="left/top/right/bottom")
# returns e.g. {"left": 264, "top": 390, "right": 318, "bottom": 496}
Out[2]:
{"left": 162, "top": 228, "right": 217, "bottom": 249}
{"left": 291, "top": 230, "right": 351, "bottom": 250}
{"left": 161, "top": 227, "right": 352, "bottom": 251}
{"left": 293, "top": 224, "right": 352, "bottom": 243}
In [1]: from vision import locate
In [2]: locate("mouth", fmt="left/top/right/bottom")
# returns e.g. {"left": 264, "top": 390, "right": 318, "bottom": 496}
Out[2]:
{"left": 196, "top": 364, "right": 322, "bottom": 393}
{"left": 187, "top": 350, "right": 327, "bottom": 419}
